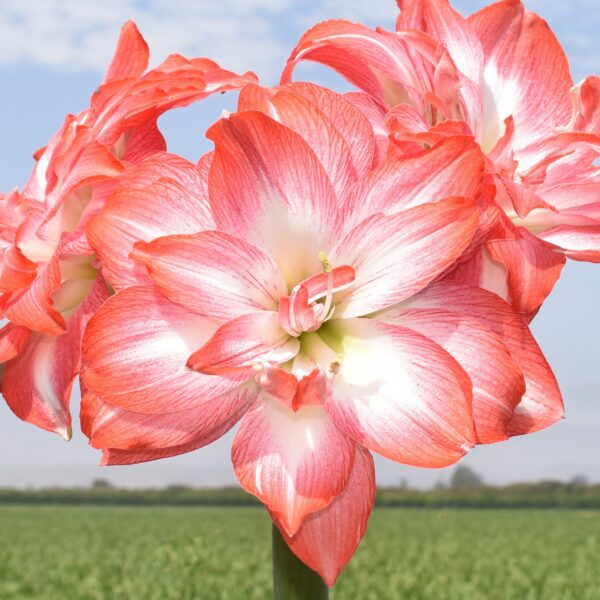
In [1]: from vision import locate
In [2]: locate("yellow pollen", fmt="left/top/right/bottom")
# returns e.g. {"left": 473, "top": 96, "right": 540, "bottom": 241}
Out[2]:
{"left": 319, "top": 251, "right": 333, "bottom": 273}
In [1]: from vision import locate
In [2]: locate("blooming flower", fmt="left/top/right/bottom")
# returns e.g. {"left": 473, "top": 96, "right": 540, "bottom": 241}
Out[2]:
{"left": 81, "top": 83, "right": 561, "bottom": 583}
{"left": 0, "top": 22, "right": 256, "bottom": 436}
{"left": 282, "top": 0, "right": 600, "bottom": 320}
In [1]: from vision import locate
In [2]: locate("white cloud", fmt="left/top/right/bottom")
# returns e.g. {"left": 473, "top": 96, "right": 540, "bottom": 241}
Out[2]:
{"left": 0, "top": 0, "right": 403, "bottom": 83}
{"left": 0, "top": 0, "right": 596, "bottom": 83}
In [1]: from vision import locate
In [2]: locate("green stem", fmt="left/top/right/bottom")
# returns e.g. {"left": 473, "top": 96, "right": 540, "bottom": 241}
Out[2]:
{"left": 272, "top": 524, "right": 329, "bottom": 600}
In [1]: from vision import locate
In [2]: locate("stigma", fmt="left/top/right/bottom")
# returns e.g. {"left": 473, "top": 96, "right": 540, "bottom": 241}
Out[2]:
{"left": 279, "top": 254, "right": 356, "bottom": 337}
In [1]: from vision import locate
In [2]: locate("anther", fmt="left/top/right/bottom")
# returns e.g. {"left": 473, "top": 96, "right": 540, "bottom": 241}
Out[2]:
{"left": 319, "top": 251, "right": 333, "bottom": 273}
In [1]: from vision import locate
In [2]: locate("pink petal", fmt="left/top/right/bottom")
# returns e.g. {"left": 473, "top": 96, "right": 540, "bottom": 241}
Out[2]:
{"left": 82, "top": 382, "right": 257, "bottom": 452}
{"left": 362, "top": 136, "right": 484, "bottom": 215}
{"left": 376, "top": 306, "right": 525, "bottom": 444}
{"left": 132, "top": 231, "right": 287, "bottom": 320}
{"left": 333, "top": 196, "right": 479, "bottom": 317}
{"left": 404, "top": 280, "right": 564, "bottom": 435}
{"left": 281, "top": 20, "right": 438, "bottom": 111}
{"left": 4, "top": 254, "right": 65, "bottom": 335}
{"left": 272, "top": 445, "right": 375, "bottom": 587}
{"left": 487, "top": 230, "right": 566, "bottom": 318}
{"left": 87, "top": 155, "right": 214, "bottom": 290}
{"left": 0, "top": 323, "right": 31, "bottom": 362}
{"left": 397, "top": 0, "right": 484, "bottom": 84}
{"left": 239, "top": 82, "right": 375, "bottom": 212}
{"left": 232, "top": 393, "right": 356, "bottom": 535}
{"left": 396, "top": 0, "right": 484, "bottom": 136}
{"left": 207, "top": 111, "right": 341, "bottom": 282}
{"left": 468, "top": 0, "right": 572, "bottom": 151}
{"left": 538, "top": 225, "right": 600, "bottom": 262}
{"left": 102, "top": 21, "right": 149, "bottom": 83}
{"left": 187, "top": 312, "right": 300, "bottom": 376}
{"left": 344, "top": 91, "right": 389, "bottom": 166}
{"left": 2, "top": 276, "right": 108, "bottom": 438}
{"left": 567, "top": 76, "right": 600, "bottom": 135}
{"left": 0, "top": 244, "right": 38, "bottom": 293}
{"left": 326, "top": 318, "right": 475, "bottom": 467}
{"left": 82, "top": 286, "right": 243, "bottom": 413}
{"left": 99, "top": 438, "right": 220, "bottom": 466}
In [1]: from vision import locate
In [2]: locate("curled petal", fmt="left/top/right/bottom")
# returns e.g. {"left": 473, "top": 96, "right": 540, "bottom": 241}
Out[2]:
{"left": 187, "top": 312, "right": 300, "bottom": 376}
{"left": 2, "top": 276, "right": 108, "bottom": 437}
{"left": 0, "top": 323, "right": 31, "bottom": 362}
{"left": 102, "top": 21, "right": 149, "bottom": 83}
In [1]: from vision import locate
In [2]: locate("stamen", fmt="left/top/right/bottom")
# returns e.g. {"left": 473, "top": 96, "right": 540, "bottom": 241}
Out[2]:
{"left": 319, "top": 251, "right": 333, "bottom": 273}
{"left": 319, "top": 269, "right": 334, "bottom": 323}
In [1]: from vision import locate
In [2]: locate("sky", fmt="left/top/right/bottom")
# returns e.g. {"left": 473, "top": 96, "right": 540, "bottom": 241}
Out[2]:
{"left": 0, "top": 0, "right": 598, "bottom": 489}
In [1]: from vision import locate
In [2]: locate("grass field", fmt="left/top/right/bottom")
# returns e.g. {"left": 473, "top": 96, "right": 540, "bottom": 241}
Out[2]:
{"left": 1, "top": 507, "right": 600, "bottom": 599}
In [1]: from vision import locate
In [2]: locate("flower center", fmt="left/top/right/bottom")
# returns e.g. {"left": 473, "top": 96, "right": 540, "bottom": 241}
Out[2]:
{"left": 278, "top": 253, "right": 355, "bottom": 337}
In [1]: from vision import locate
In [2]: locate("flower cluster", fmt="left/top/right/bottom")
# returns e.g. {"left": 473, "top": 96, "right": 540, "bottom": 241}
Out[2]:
{"left": 1, "top": 0, "right": 598, "bottom": 586}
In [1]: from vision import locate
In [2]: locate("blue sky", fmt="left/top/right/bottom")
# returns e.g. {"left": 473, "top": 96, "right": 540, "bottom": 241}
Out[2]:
{"left": 0, "top": 0, "right": 598, "bottom": 488}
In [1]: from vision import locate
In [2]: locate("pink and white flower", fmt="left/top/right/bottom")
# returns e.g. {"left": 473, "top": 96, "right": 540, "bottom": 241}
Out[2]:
{"left": 0, "top": 21, "right": 257, "bottom": 436}
{"left": 81, "top": 84, "right": 561, "bottom": 583}
{"left": 282, "top": 0, "right": 600, "bottom": 320}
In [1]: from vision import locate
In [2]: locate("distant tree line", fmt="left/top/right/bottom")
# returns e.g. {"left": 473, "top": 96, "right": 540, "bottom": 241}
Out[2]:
{"left": 1, "top": 467, "right": 600, "bottom": 509}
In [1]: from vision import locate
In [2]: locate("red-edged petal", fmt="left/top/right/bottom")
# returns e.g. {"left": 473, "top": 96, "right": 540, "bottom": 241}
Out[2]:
{"left": 326, "top": 318, "right": 475, "bottom": 467}
{"left": 397, "top": 0, "right": 484, "bottom": 84}
{"left": 82, "top": 382, "right": 257, "bottom": 452}
{"left": 99, "top": 439, "right": 213, "bottom": 466}
{"left": 132, "top": 231, "right": 287, "bottom": 320}
{"left": 281, "top": 20, "right": 438, "bottom": 111}
{"left": 187, "top": 312, "right": 300, "bottom": 376}
{"left": 232, "top": 393, "right": 356, "bottom": 535}
{"left": 362, "top": 136, "right": 484, "bottom": 216}
{"left": 2, "top": 276, "right": 108, "bottom": 437}
{"left": 4, "top": 254, "right": 65, "bottom": 335}
{"left": 87, "top": 155, "right": 214, "bottom": 290}
{"left": 468, "top": 0, "right": 572, "bottom": 151}
{"left": 272, "top": 445, "right": 375, "bottom": 587}
{"left": 82, "top": 286, "right": 242, "bottom": 413}
{"left": 207, "top": 111, "right": 341, "bottom": 283}
{"left": 404, "top": 279, "right": 564, "bottom": 435}
{"left": 239, "top": 83, "right": 375, "bottom": 213}
{"left": 486, "top": 230, "right": 566, "bottom": 318}
{"left": 0, "top": 245, "right": 38, "bottom": 293}
{"left": 0, "top": 323, "right": 31, "bottom": 362}
{"left": 567, "top": 76, "right": 600, "bottom": 135}
{"left": 538, "top": 225, "right": 600, "bottom": 263}
{"left": 376, "top": 306, "right": 524, "bottom": 443}
{"left": 102, "top": 21, "right": 149, "bottom": 83}
{"left": 333, "top": 196, "right": 479, "bottom": 317}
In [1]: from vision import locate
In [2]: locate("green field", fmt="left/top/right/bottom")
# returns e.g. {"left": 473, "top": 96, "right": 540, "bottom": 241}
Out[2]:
{"left": 1, "top": 507, "right": 599, "bottom": 599}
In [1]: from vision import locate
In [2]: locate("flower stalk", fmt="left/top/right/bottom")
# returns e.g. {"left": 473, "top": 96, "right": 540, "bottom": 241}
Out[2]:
{"left": 272, "top": 524, "right": 329, "bottom": 599}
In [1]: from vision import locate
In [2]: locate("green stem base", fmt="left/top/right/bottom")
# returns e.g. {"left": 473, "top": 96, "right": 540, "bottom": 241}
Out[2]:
{"left": 272, "top": 524, "right": 329, "bottom": 600}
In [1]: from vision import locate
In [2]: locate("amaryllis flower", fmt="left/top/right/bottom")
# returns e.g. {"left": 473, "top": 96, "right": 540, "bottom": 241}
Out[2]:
{"left": 0, "top": 21, "right": 256, "bottom": 437}
{"left": 282, "top": 0, "right": 600, "bottom": 320}
{"left": 81, "top": 84, "right": 561, "bottom": 583}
